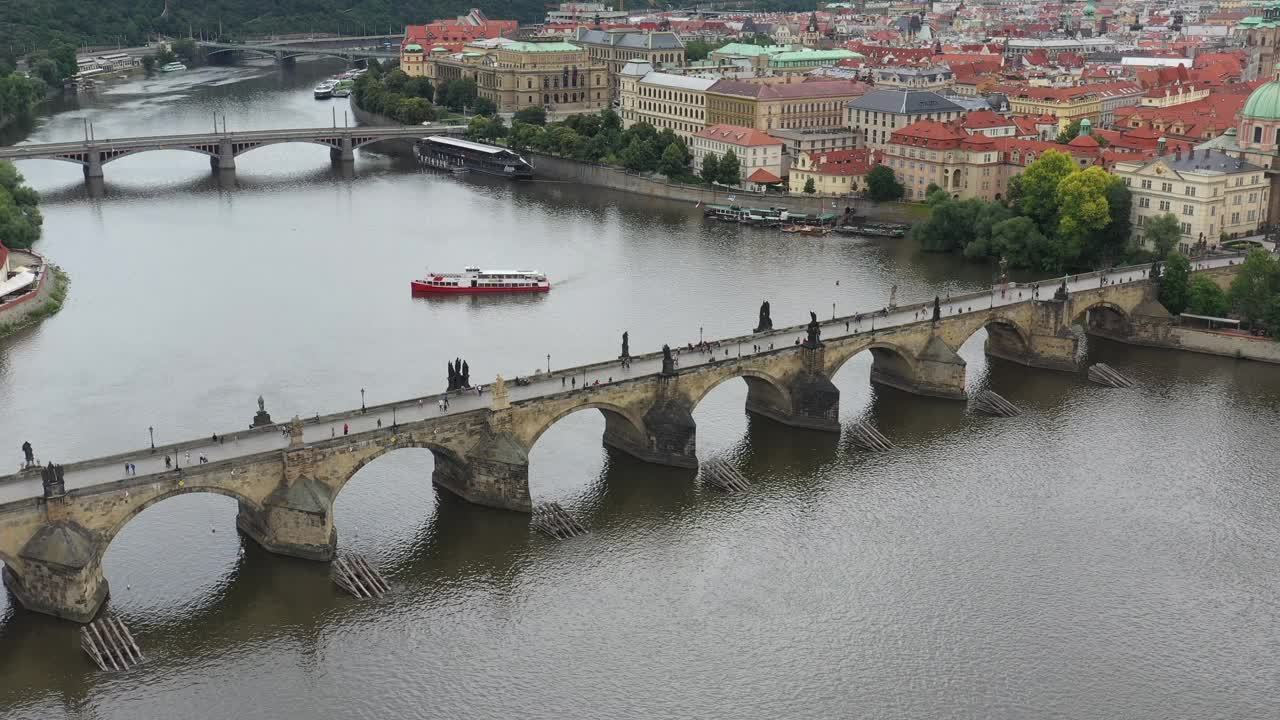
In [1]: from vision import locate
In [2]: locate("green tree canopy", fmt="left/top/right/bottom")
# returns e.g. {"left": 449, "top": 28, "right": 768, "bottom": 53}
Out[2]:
{"left": 1018, "top": 149, "right": 1075, "bottom": 232}
{"left": 514, "top": 106, "right": 547, "bottom": 125}
{"left": 1055, "top": 166, "right": 1115, "bottom": 267}
{"left": 865, "top": 165, "right": 904, "bottom": 201}
{"left": 1229, "top": 249, "right": 1280, "bottom": 327}
{"left": 621, "top": 137, "right": 659, "bottom": 173}
{"left": 718, "top": 149, "right": 741, "bottom": 186}
{"left": 1055, "top": 120, "right": 1081, "bottom": 144}
{"left": 658, "top": 142, "right": 687, "bottom": 179}
{"left": 1187, "top": 274, "right": 1230, "bottom": 317}
{"left": 0, "top": 161, "right": 42, "bottom": 249}
{"left": 1143, "top": 213, "right": 1182, "bottom": 258}
{"left": 700, "top": 153, "right": 720, "bottom": 184}
{"left": 1159, "top": 252, "right": 1191, "bottom": 315}
{"left": 803, "top": 177, "right": 816, "bottom": 194}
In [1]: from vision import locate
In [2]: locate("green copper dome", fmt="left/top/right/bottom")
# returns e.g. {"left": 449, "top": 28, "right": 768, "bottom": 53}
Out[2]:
{"left": 1243, "top": 68, "right": 1280, "bottom": 119}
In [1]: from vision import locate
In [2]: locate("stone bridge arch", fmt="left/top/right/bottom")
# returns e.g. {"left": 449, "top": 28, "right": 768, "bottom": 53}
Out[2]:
{"left": 98, "top": 145, "right": 219, "bottom": 166}
{"left": 1073, "top": 300, "right": 1133, "bottom": 340}
{"left": 518, "top": 399, "right": 650, "bottom": 452}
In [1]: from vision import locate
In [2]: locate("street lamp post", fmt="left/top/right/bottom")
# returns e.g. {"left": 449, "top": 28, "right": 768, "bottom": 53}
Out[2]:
{"left": 547, "top": 354, "right": 551, "bottom": 374}
{"left": 149, "top": 426, "right": 155, "bottom": 452}
{"left": 832, "top": 302, "right": 836, "bottom": 320}
{"left": 361, "top": 387, "right": 366, "bottom": 412}
{"left": 699, "top": 326, "right": 703, "bottom": 344}
{"left": 392, "top": 405, "right": 397, "bottom": 427}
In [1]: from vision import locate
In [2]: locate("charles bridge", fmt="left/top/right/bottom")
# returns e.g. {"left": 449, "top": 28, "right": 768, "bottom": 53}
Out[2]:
{"left": 0, "top": 124, "right": 464, "bottom": 180}
{"left": 0, "top": 257, "right": 1244, "bottom": 622}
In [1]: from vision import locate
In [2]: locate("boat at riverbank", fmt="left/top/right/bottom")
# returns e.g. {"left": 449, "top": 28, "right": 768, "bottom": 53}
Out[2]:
{"left": 160, "top": 62, "right": 187, "bottom": 73}
{"left": 314, "top": 80, "right": 338, "bottom": 99}
{"left": 414, "top": 136, "right": 534, "bottom": 179}
{"left": 834, "top": 222, "right": 909, "bottom": 238}
{"left": 411, "top": 266, "right": 550, "bottom": 294}
{"left": 782, "top": 224, "right": 832, "bottom": 236}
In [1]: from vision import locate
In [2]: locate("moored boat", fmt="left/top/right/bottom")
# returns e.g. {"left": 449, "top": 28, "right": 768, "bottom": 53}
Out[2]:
{"left": 414, "top": 136, "right": 534, "bottom": 179}
{"left": 313, "top": 80, "right": 338, "bottom": 99}
{"left": 782, "top": 224, "right": 832, "bottom": 236}
{"left": 160, "top": 61, "right": 187, "bottom": 73}
{"left": 412, "top": 266, "right": 550, "bottom": 294}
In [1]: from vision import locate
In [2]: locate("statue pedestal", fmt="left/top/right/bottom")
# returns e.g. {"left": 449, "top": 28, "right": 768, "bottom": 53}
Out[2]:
{"left": 251, "top": 410, "right": 273, "bottom": 428}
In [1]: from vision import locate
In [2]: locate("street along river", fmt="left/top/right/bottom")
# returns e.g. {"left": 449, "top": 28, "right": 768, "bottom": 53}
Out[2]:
{"left": 0, "top": 59, "right": 1276, "bottom": 719}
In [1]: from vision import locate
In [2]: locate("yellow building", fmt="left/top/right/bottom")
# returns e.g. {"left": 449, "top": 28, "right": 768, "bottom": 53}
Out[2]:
{"left": 705, "top": 78, "right": 867, "bottom": 132}
{"left": 1113, "top": 149, "right": 1269, "bottom": 251}
{"left": 1003, "top": 85, "right": 1104, "bottom": 129}
{"left": 618, "top": 60, "right": 715, "bottom": 140}
{"left": 432, "top": 41, "right": 609, "bottom": 115}
{"left": 787, "top": 148, "right": 876, "bottom": 196}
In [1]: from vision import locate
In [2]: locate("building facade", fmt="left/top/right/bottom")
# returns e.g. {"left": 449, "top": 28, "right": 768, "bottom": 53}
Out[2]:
{"left": 787, "top": 148, "right": 876, "bottom": 196}
{"left": 572, "top": 28, "right": 686, "bottom": 100}
{"left": 847, "top": 89, "right": 964, "bottom": 150}
{"left": 434, "top": 42, "right": 609, "bottom": 115}
{"left": 1113, "top": 150, "right": 1269, "bottom": 250}
{"left": 706, "top": 79, "right": 867, "bottom": 132}
{"left": 618, "top": 61, "right": 715, "bottom": 140}
{"left": 402, "top": 10, "right": 517, "bottom": 55}
{"left": 691, "top": 124, "right": 785, "bottom": 189}
{"left": 872, "top": 66, "right": 956, "bottom": 91}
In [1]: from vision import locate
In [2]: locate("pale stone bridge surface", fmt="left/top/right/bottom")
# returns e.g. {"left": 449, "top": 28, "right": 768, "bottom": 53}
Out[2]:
{"left": 0, "top": 124, "right": 463, "bottom": 179}
{"left": 0, "top": 257, "right": 1244, "bottom": 622}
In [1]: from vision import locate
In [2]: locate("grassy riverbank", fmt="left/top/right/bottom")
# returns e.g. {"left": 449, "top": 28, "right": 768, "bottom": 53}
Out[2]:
{"left": 0, "top": 265, "right": 69, "bottom": 339}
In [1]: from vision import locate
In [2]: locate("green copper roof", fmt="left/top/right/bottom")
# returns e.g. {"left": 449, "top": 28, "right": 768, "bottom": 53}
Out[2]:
{"left": 768, "top": 49, "right": 862, "bottom": 66}
{"left": 1243, "top": 78, "right": 1280, "bottom": 119}
{"left": 501, "top": 41, "right": 583, "bottom": 53}
{"left": 713, "top": 43, "right": 790, "bottom": 57}
{"left": 404, "top": 43, "right": 424, "bottom": 52}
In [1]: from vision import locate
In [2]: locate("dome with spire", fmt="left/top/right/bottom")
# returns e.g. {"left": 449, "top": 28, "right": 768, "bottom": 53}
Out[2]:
{"left": 1242, "top": 63, "right": 1280, "bottom": 120}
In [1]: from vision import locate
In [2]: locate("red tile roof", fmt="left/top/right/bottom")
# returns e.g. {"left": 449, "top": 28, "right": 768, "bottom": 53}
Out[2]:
{"left": 802, "top": 148, "right": 877, "bottom": 176}
{"left": 694, "top": 124, "right": 784, "bottom": 147}
{"left": 747, "top": 168, "right": 783, "bottom": 183}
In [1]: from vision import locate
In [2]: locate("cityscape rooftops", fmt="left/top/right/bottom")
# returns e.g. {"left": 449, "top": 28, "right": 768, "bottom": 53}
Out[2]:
{"left": 693, "top": 124, "right": 785, "bottom": 146}
{"left": 848, "top": 89, "right": 964, "bottom": 115}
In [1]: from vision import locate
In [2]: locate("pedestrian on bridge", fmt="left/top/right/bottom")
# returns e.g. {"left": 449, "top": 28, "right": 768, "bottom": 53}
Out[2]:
{"left": 343, "top": 423, "right": 349, "bottom": 436}
{"left": 165, "top": 455, "right": 171, "bottom": 469}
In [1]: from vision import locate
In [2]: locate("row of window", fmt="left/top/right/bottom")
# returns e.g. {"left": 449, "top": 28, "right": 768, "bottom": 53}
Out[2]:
{"left": 635, "top": 100, "right": 703, "bottom": 120}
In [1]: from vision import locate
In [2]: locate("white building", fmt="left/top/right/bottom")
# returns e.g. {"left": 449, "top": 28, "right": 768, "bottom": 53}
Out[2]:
{"left": 691, "top": 124, "right": 785, "bottom": 190}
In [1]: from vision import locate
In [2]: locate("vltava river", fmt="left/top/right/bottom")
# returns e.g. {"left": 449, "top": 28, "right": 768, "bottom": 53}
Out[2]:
{"left": 0, "top": 59, "right": 1277, "bottom": 719}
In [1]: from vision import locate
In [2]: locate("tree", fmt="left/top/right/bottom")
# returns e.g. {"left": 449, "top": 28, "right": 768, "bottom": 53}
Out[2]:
{"left": 1055, "top": 119, "right": 1081, "bottom": 144}
{"left": 1229, "top": 249, "right": 1280, "bottom": 328}
{"left": 1144, "top": 213, "right": 1182, "bottom": 258}
{"left": 1187, "top": 274, "right": 1230, "bottom": 317}
{"left": 1018, "top": 150, "right": 1075, "bottom": 232}
{"left": 865, "top": 165, "right": 904, "bottom": 201}
{"left": 31, "top": 58, "right": 60, "bottom": 87}
{"left": 700, "top": 153, "right": 720, "bottom": 184}
{"left": 393, "top": 97, "right": 435, "bottom": 124}
{"left": 514, "top": 106, "right": 547, "bottom": 125}
{"left": 0, "top": 161, "right": 42, "bottom": 249}
{"left": 718, "top": 149, "right": 741, "bottom": 186}
{"left": 140, "top": 55, "right": 156, "bottom": 73}
{"left": 170, "top": 38, "right": 197, "bottom": 65}
{"left": 382, "top": 69, "right": 410, "bottom": 94}
{"left": 621, "top": 137, "right": 658, "bottom": 173}
{"left": 472, "top": 97, "right": 497, "bottom": 117}
{"left": 1055, "top": 166, "right": 1114, "bottom": 267}
{"left": 1091, "top": 175, "right": 1131, "bottom": 266}
{"left": 1264, "top": 296, "right": 1280, "bottom": 337}
{"left": 658, "top": 142, "right": 687, "bottom": 179}
{"left": 507, "top": 121, "right": 542, "bottom": 153}
{"left": 1159, "top": 252, "right": 1191, "bottom": 315}
{"left": 988, "top": 216, "right": 1053, "bottom": 271}
{"left": 803, "top": 177, "right": 816, "bottom": 194}
{"left": 403, "top": 76, "right": 434, "bottom": 101}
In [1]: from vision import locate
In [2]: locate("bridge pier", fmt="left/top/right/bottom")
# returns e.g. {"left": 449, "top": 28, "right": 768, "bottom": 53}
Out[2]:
{"left": 330, "top": 137, "right": 355, "bottom": 164}
{"left": 750, "top": 342, "right": 840, "bottom": 431}
{"left": 985, "top": 299, "right": 1081, "bottom": 373}
{"left": 236, "top": 479, "right": 337, "bottom": 561}
{"left": 871, "top": 334, "right": 967, "bottom": 400}
{"left": 83, "top": 152, "right": 103, "bottom": 181}
{"left": 3, "top": 521, "right": 108, "bottom": 623}
{"left": 613, "top": 396, "right": 698, "bottom": 468}
{"left": 211, "top": 139, "right": 237, "bottom": 172}
{"left": 433, "top": 431, "right": 531, "bottom": 512}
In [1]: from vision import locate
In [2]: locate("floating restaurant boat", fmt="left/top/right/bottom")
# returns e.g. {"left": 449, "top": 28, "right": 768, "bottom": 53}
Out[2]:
{"left": 414, "top": 136, "right": 534, "bottom": 179}
{"left": 781, "top": 224, "right": 832, "bottom": 236}
{"left": 411, "top": 266, "right": 550, "bottom": 294}
{"left": 313, "top": 80, "right": 338, "bottom": 99}
{"left": 703, "top": 204, "right": 794, "bottom": 226}
{"left": 160, "top": 61, "right": 187, "bottom": 73}
{"left": 839, "top": 222, "right": 908, "bottom": 238}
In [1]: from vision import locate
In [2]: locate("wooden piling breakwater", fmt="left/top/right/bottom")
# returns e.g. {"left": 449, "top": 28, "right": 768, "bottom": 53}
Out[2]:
{"left": 531, "top": 502, "right": 588, "bottom": 539}
{"left": 971, "top": 390, "right": 1022, "bottom": 417}
{"left": 332, "top": 552, "right": 390, "bottom": 598}
{"left": 80, "top": 613, "right": 143, "bottom": 671}
{"left": 1088, "top": 363, "right": 1134, "bottom": 388}
{"left": 701, "top": 458, "right": 751, "bottom": 493}
{"left": 849, "top": 421, "right": 895, "bottom": 451}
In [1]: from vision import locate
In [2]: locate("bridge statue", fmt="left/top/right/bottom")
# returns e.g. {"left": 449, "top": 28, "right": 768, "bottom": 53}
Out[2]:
{"left": 21, "top": 440, "right": 33, "bottom": 469}
{"left": 661, "top": 344, "right": 675, "bottom": 375}
{"left": 492, "top": 374, "right": 510, "bottom": 411}
{"left": 252, "top": 395, "right": 273, "bottom": 428}
{"left": 804, "top": 311, "right": 822, "bottom": 347}
{"left": 754, "top": 300, "right": 773, "bottom": 333}
{"left": 290, "top": 416, "right": 305, "bottom": 447}
{"left": 932, "top": 296, "right": 941, "bottom": 322}
{"left": 1054, "top": 277, "right": 1070, "bottom": 301}
{"left": 40, "top": 462, "right": 65, "bottom": 498}
{"left": 621, "top": 331, "right": 630, "bottom": 359}
{"left": 888, "top": 284, "right": 898, "bottom": 310}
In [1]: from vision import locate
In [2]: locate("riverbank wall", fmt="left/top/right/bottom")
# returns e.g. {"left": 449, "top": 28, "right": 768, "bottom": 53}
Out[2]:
{"left": 0, "top": 251, "right": 69, "bottom": 339}
{"left": 1127, "top": 323, "right": 1280, "bottom": 364}
{"left": 525, "top": 151, "right": 924, "bottom": 223}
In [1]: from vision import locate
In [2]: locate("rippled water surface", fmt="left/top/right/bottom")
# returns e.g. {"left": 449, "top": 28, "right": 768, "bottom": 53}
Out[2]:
{"left": 0, "top": 60, "right": 1277, "bottom": 719}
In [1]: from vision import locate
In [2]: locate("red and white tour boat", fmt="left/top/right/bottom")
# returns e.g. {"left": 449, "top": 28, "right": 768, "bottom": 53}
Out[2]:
{"left": 411, "top": 266, "right": 550, "bottom": 294}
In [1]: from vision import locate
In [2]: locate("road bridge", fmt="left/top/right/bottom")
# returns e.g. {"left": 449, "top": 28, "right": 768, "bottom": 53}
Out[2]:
{"left": 0, "top": 124, "right": 464, "bottom": 180}
{"left": 198, "top": 39, "right": 401, "bottom": 63}
{"left": 0, "top": 258, "right": 1245, "bottom": 621}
